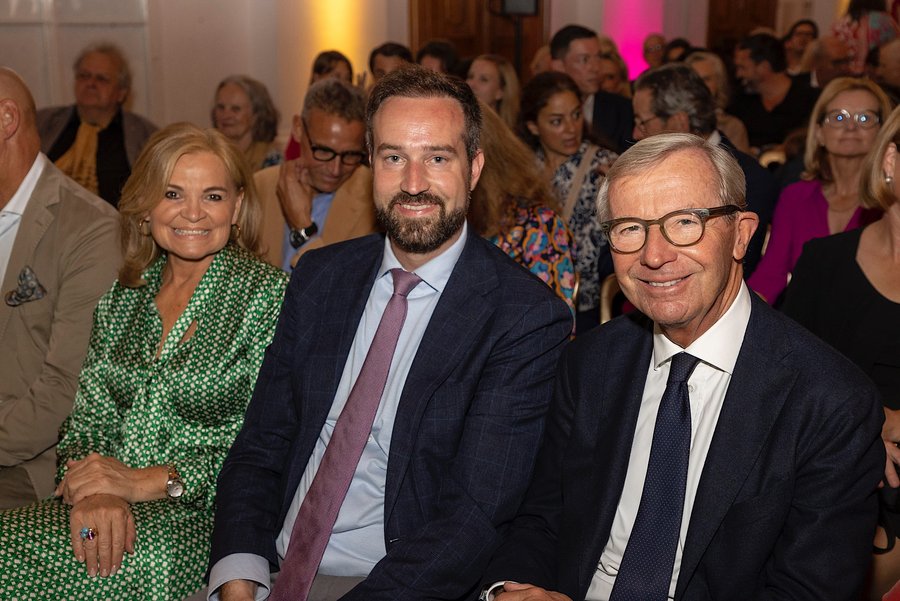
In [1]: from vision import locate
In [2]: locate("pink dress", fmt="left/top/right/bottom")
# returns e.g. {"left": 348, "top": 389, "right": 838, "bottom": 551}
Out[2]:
{"left": 747, "top": 179, "right": 880, "bottom": 304}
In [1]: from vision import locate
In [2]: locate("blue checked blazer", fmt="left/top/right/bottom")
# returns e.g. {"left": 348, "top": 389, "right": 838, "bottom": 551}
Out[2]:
{"left": 210, "top": 232, "right": 572, "bottom": 600}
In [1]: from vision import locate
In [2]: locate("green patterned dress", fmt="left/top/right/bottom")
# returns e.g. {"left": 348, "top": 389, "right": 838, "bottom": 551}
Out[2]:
{"left": 0, "top": 245, "right": 287, "bottom": 600}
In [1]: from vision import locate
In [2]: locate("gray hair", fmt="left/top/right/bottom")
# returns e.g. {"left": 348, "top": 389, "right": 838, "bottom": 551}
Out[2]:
{"left": 212, "top": 74, "right": 280, "bottom": 143}
{"left": 597, "top": 133, "right": 746, "bottom": 221}
{"left": 684, "top": 51, "right": 732, "bottom": 109}
{"left": 633, "top": 64, "right": 717, "bottom": 136}
{"left": 301, "top": 78, "right": 366, "bottom": 124}
{"left": 74, "top": 42, "right": 131, "bottom": 94}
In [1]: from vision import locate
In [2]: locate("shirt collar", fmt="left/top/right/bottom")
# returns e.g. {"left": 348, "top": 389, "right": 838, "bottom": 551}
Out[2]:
{"left": 706, "top": 130, "right": 723, "bottom": 146}
{"left": 652, "top": 281, "right": 752, "bottom": 375}
{"left": 3, "top": 153, "right": 46, "bottom": 216}
{"left": 378, "top": 221, "right": 468, "bottom": 294}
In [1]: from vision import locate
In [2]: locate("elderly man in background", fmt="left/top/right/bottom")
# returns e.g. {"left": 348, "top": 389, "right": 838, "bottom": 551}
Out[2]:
{"left": 481, "top": 133, "right": 883, "bottom": 601}
{"left": 631, "top": 63, "right": 777, "bottom": 276}
{"left": 37, "top": 42, "right": 157, "bottom": 207}
{"left": 0, "top": 68, "right": 120, "bottom": 508}
{"left": 256, "top": 79, "right": 376, "bottom": 271}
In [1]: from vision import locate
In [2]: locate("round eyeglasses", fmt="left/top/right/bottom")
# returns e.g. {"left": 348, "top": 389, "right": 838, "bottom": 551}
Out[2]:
{"left": 599, "top": 205, "right": 741, "bottom": 254}
{"left": 822, "top": 109, "right": 880, "bottom": 129}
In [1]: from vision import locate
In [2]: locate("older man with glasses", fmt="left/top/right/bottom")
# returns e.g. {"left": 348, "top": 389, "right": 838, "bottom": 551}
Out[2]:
{"left": 255, "top": 78, "right": 377, "bottom": 271}
{"left": 480, "top": 132, "right": 884, "bottom": 601}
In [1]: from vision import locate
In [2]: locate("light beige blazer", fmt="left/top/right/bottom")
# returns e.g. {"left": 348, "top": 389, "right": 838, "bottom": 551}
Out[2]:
{"left": 254, "top": 164, "right": 378, "bottom": 269}
{"left": 0, "top": 158, "right": 121, "bottom": 503}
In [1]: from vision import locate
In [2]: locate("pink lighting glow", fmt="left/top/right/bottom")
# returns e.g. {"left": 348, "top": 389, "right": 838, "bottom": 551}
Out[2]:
{"left": 602, "top": 0, "right": 666, "bottom": 79}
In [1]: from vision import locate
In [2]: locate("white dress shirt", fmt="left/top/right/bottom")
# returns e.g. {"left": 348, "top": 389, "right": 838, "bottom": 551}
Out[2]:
{"left": 208, "top": 225, "right": 468, "bottom": 600}
{"left": 587, "top": 283, "right": 752, "bottom": 600}
{"left": 0, "top": 154, "right": 44, "bottom": 287}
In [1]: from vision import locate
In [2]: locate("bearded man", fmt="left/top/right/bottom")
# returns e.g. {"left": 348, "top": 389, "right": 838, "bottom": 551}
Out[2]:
{"left": 206, "top": 66, "right": 573, "bottom": 601}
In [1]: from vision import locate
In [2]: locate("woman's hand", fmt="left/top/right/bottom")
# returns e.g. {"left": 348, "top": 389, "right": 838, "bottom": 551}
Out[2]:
{"left": 68, "top": 494, "right": 136, "bottom": 578}
{"left": 56, "top": 453, "right": 168, "bottom": 505}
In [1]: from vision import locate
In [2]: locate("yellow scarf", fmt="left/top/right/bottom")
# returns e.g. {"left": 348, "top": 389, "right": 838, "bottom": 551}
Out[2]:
{"left": 55, "top": 121, "right": 103, "bottom": 194}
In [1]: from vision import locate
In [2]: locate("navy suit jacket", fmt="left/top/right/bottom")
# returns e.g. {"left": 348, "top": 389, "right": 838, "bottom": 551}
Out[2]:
{"left": 209, "top": 233, "right": 572, "bottom": 600}
{"left": 484, "top": 293, "right": 884, "bottom": 600}
{"left": 590, "top": 91, "right": 634, "bottom": 154}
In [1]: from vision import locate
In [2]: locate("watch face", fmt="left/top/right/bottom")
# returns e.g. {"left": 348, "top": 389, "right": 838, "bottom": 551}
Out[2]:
{"left": 167, "top": 479, "right": 184, "bottom": 499}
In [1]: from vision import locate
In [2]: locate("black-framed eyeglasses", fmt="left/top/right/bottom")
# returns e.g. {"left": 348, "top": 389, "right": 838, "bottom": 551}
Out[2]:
{"left": 301, "top": 118, "right": 367, "bottom": 166}
{"left": 822, "top": 109, "right": 880, "bottom": 130}
{"left": 599, "top": 205, "right": 742, "bottom": 254}
{"left": 634, "top": 114, "right": 661, "bottom": 132}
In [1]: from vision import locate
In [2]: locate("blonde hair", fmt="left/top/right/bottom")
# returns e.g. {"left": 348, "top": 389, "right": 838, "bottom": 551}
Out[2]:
{"left": 118, "top": 123, "right": 262, "bottom": 287}
{"left": 471, "top": 100, "right": 558, "bottom": 238}
{"left": 802, "top": 77, "right": 893, "bottom": 182}
{"left": 861, "top": 104, "right": 900, "bottom": 211}
{"left": 471, "top": 54, "right": 521, "bottom": 130}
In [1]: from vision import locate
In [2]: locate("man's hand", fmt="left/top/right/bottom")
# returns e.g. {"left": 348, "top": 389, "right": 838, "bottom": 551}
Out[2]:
{"left": 68, "top": 493, "right": 136, "bottom": 578}
{"left": 882, "top": 409, "right": 900, "bottom": 488}
{"left": 219, "top": 579, "right": 258, "bottom": 601}
{"left": 496, "top": 582, "right": 573, "bottom": 601}
{"left": 277, "top": 159, "right": 315, "bottom": 230}
{"left": 55, "top": 452, "right": 167, "bottom": 504}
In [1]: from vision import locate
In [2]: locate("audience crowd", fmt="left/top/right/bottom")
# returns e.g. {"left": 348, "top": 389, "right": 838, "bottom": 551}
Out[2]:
{"left": 3, "top": 9, "right": 900, "bottom": 599}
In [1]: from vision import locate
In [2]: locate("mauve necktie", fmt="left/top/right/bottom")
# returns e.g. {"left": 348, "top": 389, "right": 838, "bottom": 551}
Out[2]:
{"left": 269, "top": 268, "right": 422, "bottom": 601}
{"left": 609, "top": 352, "right": 700, "bottom": 601}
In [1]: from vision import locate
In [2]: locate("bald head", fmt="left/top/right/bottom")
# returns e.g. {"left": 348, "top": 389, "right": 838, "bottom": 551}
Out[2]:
{"left": 0, "top": 68, "right": 41, "bottom": 199}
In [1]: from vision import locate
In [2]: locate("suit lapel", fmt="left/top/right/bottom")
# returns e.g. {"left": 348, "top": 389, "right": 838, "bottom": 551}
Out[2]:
{"left": 675, "top": 298, "right": 796, "bottom": 596}
{"left": 0, "top": 164, "right": 59, "bottom": 341}
{"left": 383, "top": 236, "right": 498, "bottom": 523}
{"left": 577, "top": 320, "right": 654, "bottom": 591}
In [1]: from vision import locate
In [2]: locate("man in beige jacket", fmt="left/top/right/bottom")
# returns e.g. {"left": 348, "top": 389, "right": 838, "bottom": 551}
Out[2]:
{"left": 0, "top": 68, "right": 121, "bottom": 507}
{"left": 256, "top": 79, "right": 377, "bottom": 270}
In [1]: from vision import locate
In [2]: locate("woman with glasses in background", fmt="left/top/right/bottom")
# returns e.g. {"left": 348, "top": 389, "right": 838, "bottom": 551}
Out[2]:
{"left": 748, "top": 77, "right": 891, "bottom": 304}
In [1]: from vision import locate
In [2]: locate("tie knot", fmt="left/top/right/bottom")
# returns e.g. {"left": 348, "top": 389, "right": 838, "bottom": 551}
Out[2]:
{"left": 667, "top": 352, "right": 699, "bottom": 385}
{"left": 390, "top": 268, "right": 422, "bottom": 298}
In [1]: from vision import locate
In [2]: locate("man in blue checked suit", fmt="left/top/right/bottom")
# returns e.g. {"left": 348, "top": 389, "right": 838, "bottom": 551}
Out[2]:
{"left": 207, "top": 67, "right": 572, "bottom": 601}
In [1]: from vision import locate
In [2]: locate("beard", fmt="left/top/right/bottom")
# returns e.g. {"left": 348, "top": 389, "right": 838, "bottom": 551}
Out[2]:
{"left": 375, "top": 191, "right": 468, "bottom": 255}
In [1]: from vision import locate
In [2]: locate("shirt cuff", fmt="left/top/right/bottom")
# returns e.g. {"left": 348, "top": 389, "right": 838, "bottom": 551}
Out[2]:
{"left": 207, "top": 553, "right": 271, "bottom": 601}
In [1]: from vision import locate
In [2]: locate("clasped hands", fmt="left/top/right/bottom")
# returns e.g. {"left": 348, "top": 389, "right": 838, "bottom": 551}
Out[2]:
{"left": 55, "top": 453, "right": 167, "bottom": 578}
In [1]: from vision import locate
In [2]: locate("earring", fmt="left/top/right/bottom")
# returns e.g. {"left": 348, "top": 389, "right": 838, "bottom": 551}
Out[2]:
{"left": 886, "top": 175, "right": 894, "bottom": 184}
{"left": 230, "top": 223, "right": 241, "bottom": 239}
{"left": 139, "top": 219, "right": 151, "bottom": 236}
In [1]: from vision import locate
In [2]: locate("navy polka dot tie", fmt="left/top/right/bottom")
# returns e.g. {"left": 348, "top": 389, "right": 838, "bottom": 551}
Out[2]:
{"left": 609, "top": 352, "right": 700, "bottom": 601}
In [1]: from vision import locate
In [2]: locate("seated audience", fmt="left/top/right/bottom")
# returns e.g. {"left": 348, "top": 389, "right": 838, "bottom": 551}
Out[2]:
{"left": 368, "top": 42, "right": 412, "bottom": 82}
{"left": 685, "top": 50, "right": 751, "bottom": 153}
{"left": 0, "top": 69, "right": 120, "bottom": 509}
{"left": 518, "top": 71, "right": 617, "bottom": 333}
{"left": 833, "top": 0, "right": 900, "bottom": 75}
{"left": 257, "top": 79, "right": 375, "bottom": 270}
{"left": 310, "top": 50, "right": 353, "bottom": 84}
{"left": 0, "top": 122, "right": 287, "bottom": 599}
{"left": 479, "top": 132, "right": 884, "bottom": 601}
{"left": 597, "top": 52, "right": 631, "bottom": 98}
{"left": 466, "top": 54, "right": 521, "bottom": 129}
{"left": 731, "top": 33, "right": 821, "bottom": 151}
{"left": 550, "top": 25, "right": 634, "bottom": 153}
{"left": 472, "top": 101, "right": 576, "bottom": 313}
{"left": 632, "top": 63, "right": 777, "bottom": 278}
{"left": 416, "top": 38, "right": 460, "bottom": 75}
{"left": 783, "top": 18, "right": 819, "bottom": 74}
{"left": 285, "top": 50, "right": 355, "bottom": 161}
{"left": 37, "top": 42, "right": 157, "bottom": 207}
{"left": 783, "top": 103, "right": 900, "bottom": 601}
{"left": 206, "top": 66, "right": 572, "bottom": 601}
{"left": 642, "top": 33, "right": 666, "bottom": 70}
{"left": 800, "top": 35, "right": 856, "bottom": 88}
{"left": 211, "top": 75, "right": 282, "bottom": 171}
{"left": 748, "top": 77, "right": 890, "bottom": 304}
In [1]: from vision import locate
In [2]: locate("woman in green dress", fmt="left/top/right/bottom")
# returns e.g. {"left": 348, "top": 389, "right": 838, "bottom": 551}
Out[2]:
{"left": 0, "top": 123, "right": 288, "bottom": 600}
